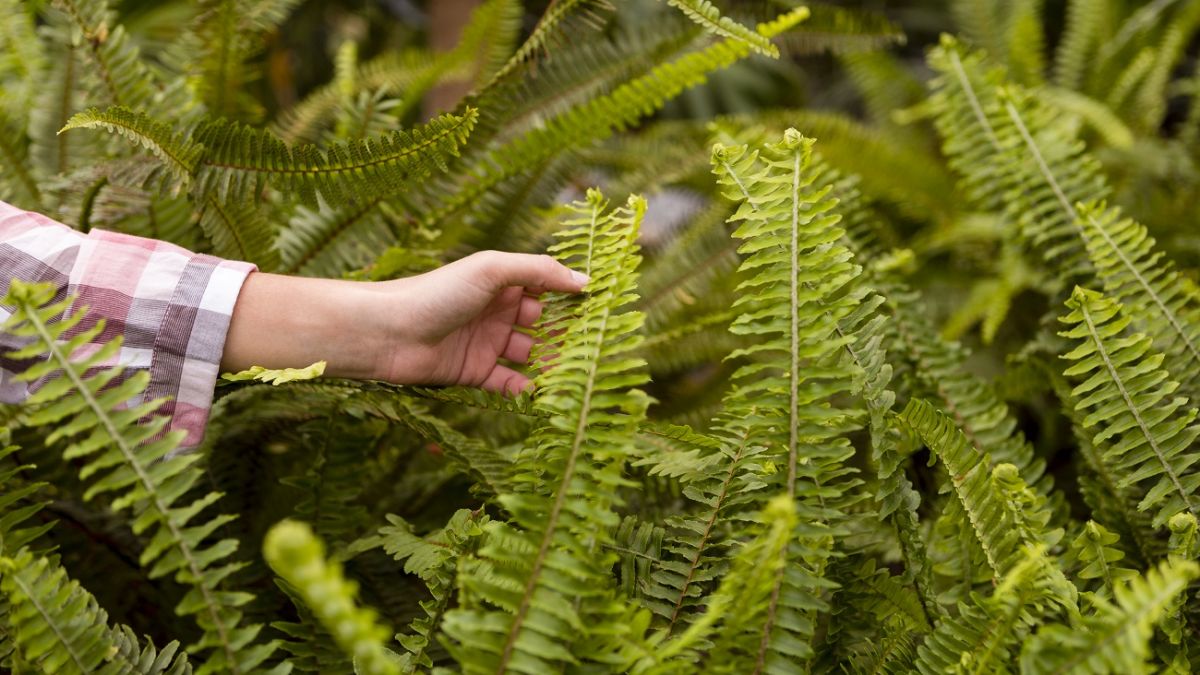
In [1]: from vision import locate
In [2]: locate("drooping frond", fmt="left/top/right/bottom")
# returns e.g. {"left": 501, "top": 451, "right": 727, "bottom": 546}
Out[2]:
{"left": 360, "top": 509, "right": 488, "bottom": 673}
{"left": 1054, "top": 0, "right": 1112, "bottom": 90}
{"left": 63, "top": 105, "right": 479, "bottom": 209}
{"left": 419, "top": 7, "right": 810, "bottom": 235}
{"left": 899, "top": 398, "right": 1069, "bottom": 591}
{"left": 0, "top": 548, "right": 192, "bottom": 675}
{"left": 1, "top": 280, "right": 282, "bottom": 675}
{"left": 477, "top": 0, "right": 611, "bottom": 91}
{"left": 263, "top": 520, "right": 399, "bottom": 675}
{"left": 441, "top": 189, "right": 651, "bottom": 673}
{"left": 1020, "top": 559, "right": 1199, "bottom": 674}
{"left": 1058, "top": 287, "right": 1200, "bottom": 528}
{"left": 661, "top": 0, "right": 779, "bottom": 57}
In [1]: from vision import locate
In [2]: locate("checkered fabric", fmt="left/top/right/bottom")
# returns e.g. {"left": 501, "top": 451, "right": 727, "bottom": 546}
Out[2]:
{"left": 0, "top": 200, "right": 256, "bottom": 447}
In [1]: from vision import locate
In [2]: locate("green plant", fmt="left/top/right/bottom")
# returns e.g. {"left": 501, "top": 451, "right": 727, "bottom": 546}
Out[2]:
{"left": 4, "top": 0, "right": 1200, "bottom": 672}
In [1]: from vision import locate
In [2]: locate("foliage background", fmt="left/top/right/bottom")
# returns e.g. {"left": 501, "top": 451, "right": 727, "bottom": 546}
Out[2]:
{"left": 3, "top": 0, "right": 1200, "bottom": 672}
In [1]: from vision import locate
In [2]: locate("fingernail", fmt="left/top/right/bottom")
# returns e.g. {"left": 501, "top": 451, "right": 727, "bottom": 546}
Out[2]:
{"left": 571, "top": 271, "right": 590, "bottom": 286}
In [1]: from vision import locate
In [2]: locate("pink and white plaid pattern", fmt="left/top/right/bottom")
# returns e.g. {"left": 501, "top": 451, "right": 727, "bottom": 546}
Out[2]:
{"left": 0, "top": 200, "right": 256, "bottom": 447}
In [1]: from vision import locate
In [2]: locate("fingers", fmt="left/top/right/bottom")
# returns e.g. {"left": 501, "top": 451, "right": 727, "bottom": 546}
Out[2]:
{"left": 503, "top": 331, "right": 534, "bottom": 363}
{"left": 466, "top": 251, "right": 589, "bottom": 294}
{"left": 481, "top": 364, "right": 531, "bottom": 396}
{"left": 516, "top": 296, "right": 543, "bottom": 328}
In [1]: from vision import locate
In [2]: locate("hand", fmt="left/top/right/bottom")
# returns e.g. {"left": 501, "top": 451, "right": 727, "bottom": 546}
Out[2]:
{"left": 221, "top": 251, "right": 588, "bottom": 395}
{"left": 375, "top": 251, "right": 588, "bottom": 393}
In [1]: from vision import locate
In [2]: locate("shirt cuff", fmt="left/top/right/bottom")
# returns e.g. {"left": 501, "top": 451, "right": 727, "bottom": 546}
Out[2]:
{"left": 79, "top": 230, "right": 256, "bottom": 447}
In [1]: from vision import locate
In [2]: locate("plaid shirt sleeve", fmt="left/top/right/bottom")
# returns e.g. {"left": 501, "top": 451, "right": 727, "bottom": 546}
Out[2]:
{"left": 0, "top": 200, "right": 256, "bottom": 447}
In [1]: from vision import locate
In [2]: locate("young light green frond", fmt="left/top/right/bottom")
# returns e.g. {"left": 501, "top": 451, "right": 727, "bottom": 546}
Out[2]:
{"left": 1, "top": 548, "right": 192, "bottom": 675}
{"left": 1058, "top": 287, "right": 1200, "bottom": 528}
{"left": 1067, "top": 521, "right": 1137, "bottom": 598}
{"left": 1, "top": 280, "right": 281, "bottom": 675}
{"left": 1020, "top": 558, "right": 1199, "bottom": 674}
{"left": 661, "top": 0, "right": 779, "bottom": 57}
{"left": 441, "top": 189, "right": 651, "bottom": 673}
{"left": 899, "top": 399, "right": 1067, "bottom": 589}
{"left": 914, "top": 545, "right": 1058, "bottom": 675}
{"left": 263, "top": 520, "right": 399, "bottom": 675}
{"left": 1076, "top": 200, "right": 1200, "bottom": 403}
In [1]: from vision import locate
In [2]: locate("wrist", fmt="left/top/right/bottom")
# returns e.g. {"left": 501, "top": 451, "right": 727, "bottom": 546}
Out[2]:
{"left": 222, "top": 273, "right": 395, "bottom": 380}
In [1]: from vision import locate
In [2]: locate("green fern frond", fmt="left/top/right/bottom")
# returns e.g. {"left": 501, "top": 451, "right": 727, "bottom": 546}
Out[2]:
{"left": 0, "top": 108, "right": 41, "bottom": 209}
{"left": 646, "top": 495, "right": 796, "bottom": 673}
{"left": 196, "top": 195, "right": 280, "bottom": 270}
{"left": 64, "top": 105, "right": 478, "bottom": 209}
{"left": 1, "top": 280, "right": 281, "bottom": 675}
{"left": 277, "top": 199, "right": 397, "bottom": 276}
{"left": 774, "top": 5, "right": 905, "bottom": 57}
{"left": 704, "top": 129, "right": 868, "bottom": 668}
{"left": 1, "top": 548, "right": 192, "bottom": 675}
{"left": 368, "top": 510, "right": 488, "bottom": 673}
{"left": 1021, "top": 558, "right": 1199, "bottom": 674}
{"left": 1068, "top": 521, "right": 1137, "bottom": 598}
{"left": 419, "top": 7, "right": 809, "bottom": 235}
{"left": 1075, "top": 200, "right": 1200, "bottom": 405}
{"left": 914, "top": 544, "right": 1058, "bottom": 675}
{"left": 662, "top": 0, "right": 778, "bottom": 57}
{"left": 263, "top": 519, "right": 399, "bottom": 675}
{"left": 51, "top": 0, "right": 161, "bottom": 112}
{"left": 899, "top": 399, "right": 1069, "bottom": 593}
{"left": 0, "top": 445, "right": 54, "bottom": 556}
{"left": 1058, "top": 287, "right": 1200, "bottom": 528}
{"left": 1054, "top": 0, "right": 1113, "bottom": 90}
{"left": 477, "top": 0, "right": 611, "bottom": 91}
{"left": 441, "top": 188, "right": 650, "bottom": 673}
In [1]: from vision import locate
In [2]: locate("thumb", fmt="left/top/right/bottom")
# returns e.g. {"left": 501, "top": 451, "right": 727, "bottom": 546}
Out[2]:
{"left": 465, "top": 251, "right": 589, "bottom": 293}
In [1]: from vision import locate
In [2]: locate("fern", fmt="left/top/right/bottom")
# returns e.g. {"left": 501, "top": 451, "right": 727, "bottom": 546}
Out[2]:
{"left": 50, "top": 0, "right": 162, "bottom": 113}
{"left": 63, "top": 105, "right": 479, "bottom": 209}
{"left": 1, "top": 548, "right": 192, "bottom": 675}
{"left": 263, "top": 519, "right": 399, "bottom": 675}
{"left": 1, "top": 280, "right": 282, "bottom": 675}
{"left": 1058, "top": 287, "right": 1200, "bottom": 527}
{"left": 662, "top": 0, "right": 779, "bottom": 58}
{"left": 1068, "top": 521, "right": 1137, "bottom": 598}
{"left": 440, "top": 188, "right": 651, "bottom": 673}
{"left": 1021, "top": 559, "right": 1199, "bottom": 674}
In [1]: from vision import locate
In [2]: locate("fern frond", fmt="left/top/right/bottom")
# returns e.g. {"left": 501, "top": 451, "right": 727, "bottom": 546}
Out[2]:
{"left": 263, "top": 520, "right": 399, "bottom": 675}
{"left": 1, "top": 548, "right": 192, "bottom": 675}
{"left": 1075, "top": 200, "right": 1200, "bottom": 405}
{"left": 0, "top": 445, "right": 54, "bottom": 556}
{"left": 899, "top": 399, "right": 1069, "bottom": 595}
{"left": 419, "top": 7, "right": 810, "bottom": 235}
{"left": 1058, "top": 287, "right": 1200, "bottom": 528}
{"left": 196, "top": 195, "right": 280, "bottom": 270}
{"left": 370, "top": 510, "right": 488, "bottom": 673}
{"left": 914, "top": 544, "right": 1058, "bottom": 675}
{"left": 64, "top": 105, "right": 478, "bottom": 209}
{"left": 1, "top": 280, "right": 281, "bottom": 675}
{"left": 51, "top": 0, "right": 161, "bottom": 112}
{"left": 1054, "top": 0, "right": 1112, "bottom": 90}
{"left": 441, "top": 189, "right": 650, "bottom": 673}
{"left": 0, "top": 108, "right": 42, "bottom": 209}
{"left": 478, "top": 0, "right": 611, "bottom": 91}
{"left": 1021, "top": 559, "right": 1199, "bottom": 674}
{"left": 773, "top": 5, "right": 905, "bottom": 57}
{"left": 662, "top": 0, "right": 778, "bottom": 57}
{"left": 1068, "top": 521, "right": 1137, "bottom": 599}
{"left": 703, "top": 129, "right": 868, "bottom": 668}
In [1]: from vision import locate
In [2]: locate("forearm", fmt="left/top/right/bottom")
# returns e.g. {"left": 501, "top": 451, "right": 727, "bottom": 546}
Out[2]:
{"left": 221, "top": 272, "right": 390, "bottom": 379}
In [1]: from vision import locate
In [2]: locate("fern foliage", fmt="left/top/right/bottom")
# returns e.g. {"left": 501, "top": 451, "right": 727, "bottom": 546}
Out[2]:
{"left": 1, "top": 280, "right": 281, "bottom": 675}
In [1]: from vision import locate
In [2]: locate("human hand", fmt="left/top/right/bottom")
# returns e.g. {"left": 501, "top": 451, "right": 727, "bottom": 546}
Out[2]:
{"left": 222, "top": 252, "right": 588, "bottom": 395}
{"left": 372, "top": 251, "right": 588, "bottom": 393}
